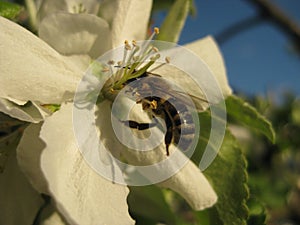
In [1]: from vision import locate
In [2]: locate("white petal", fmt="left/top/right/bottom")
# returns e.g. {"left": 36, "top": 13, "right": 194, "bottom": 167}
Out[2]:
{"left": 0, "top": 136, "right": 44, "bottom": 225}
{"left": 159, "top": 161, "right": 217, "bottom": 210}
{"left": 37, "top": 0, "right": 100, "bottom": 23}
{"left": 99, "top": 0, "right": 152, "bottom": 47}
{"left": 17, "top": 123, "right": 49, "bottom": 193}
{"left": 38, "top": 13, "right": 112, "bottom": 58}
{"left": 0, "top": 98, "right": 47, "bottom": 123}
{"left": 64, "top": 0, "right": 100, "bottom": 14}
{"left": 40, "top": 103, "right": 134, "bottom": 225}
{"left": 0, "top": 16, "right": 82, "bottom": 104}
{"left": 184, "top": 36, "right": 232, "bottom": 96}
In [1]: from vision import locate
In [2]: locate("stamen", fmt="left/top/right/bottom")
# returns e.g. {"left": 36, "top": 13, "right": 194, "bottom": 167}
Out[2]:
{"left": 137, "top": 27, "right": 160, "bottom": 64}
{"left": 148, "top": 27, "right": 159, "bottom": 41}
{"left": 148, "top": 56, "right": 171, "bottom": 73}
{"left": 150, "top": 54, "right": 160, "bottom": 61}
{"left": 125, "top": 40, "right": 131, "bottom": 50}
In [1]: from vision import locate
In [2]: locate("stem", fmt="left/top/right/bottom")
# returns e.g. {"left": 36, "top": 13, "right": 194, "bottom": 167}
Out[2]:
{"left": 24, "top": 0, "right": 37, "bottom": 31}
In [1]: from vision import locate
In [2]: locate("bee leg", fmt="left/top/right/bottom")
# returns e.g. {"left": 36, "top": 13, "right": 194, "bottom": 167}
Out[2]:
{"left": 164, "top": 126, "right": 173, "bottom": 156}
{"left": 120, "top": 120, "right": 156, "bottom": 130}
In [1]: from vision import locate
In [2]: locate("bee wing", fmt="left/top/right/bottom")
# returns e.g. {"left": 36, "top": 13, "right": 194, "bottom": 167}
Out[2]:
{"left": 144, "top": 74, "right": 209, "bottom": 112}
{"left": 137, "top": 73, "right": 208, "bottom": 112}
{"left": 149, "top": 63, "right": 222, "bottom": 111}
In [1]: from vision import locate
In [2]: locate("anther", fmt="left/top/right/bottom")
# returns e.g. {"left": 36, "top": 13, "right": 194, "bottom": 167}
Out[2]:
{"left": 165, "top": 56, "right": 170, "bottom": 63}
{"left": 108, "top": 60, "right": 115, "bottom": 65}
{"left": 102, "top": 67, "right": 110, "bottom": 72}
{"left": 152, "top": 47, "right": 159, "bottom": 52}
{"left": 124, "top": 40, "right": 131, "bottom": 50}
{"left": 154, "top": 27, "right": 159, "bottom": 34}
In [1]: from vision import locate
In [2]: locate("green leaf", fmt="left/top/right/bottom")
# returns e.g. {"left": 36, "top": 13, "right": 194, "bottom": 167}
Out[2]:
{"left": 0, "top": 113, "right": 26, "bottom": 173}
{"left": 292, "top": 99, "right": 300, "bottom": 126}
{"left": 0, "top": 1, "right": 23, "bottom": 20}
{"left": 247, "top": 197, "right": 267, "bottom": 225}
{"left": 127, "top": 185, "right": 176, "bottom": 225}
{"left": 226, "top": 95, "right": 276, "bottom": 143}
{"left": 156, "top": 0, "right": 191, "bottom": 43}
{"left": 192, "top": 111, "right": 249, "bottom": 225}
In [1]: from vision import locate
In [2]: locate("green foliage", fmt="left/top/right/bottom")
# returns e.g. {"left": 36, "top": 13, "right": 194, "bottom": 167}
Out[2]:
{"left": 226, "top": 95, "right": 276, "bottom": 143}
{"left": 0, "top": 1, "right": 22, "bottom": 20}
{"left": 0, "top": 113, "right": 26, "bottom": 173}
{"left": 247, "top": 197, "right": 267, "bottom": 225}
{"left": 235, "top": 93, "right": 300, "bottom": 224}
{"left": 128, "top": 185, "right": 176, "bottom": 225}
{"left": 156, "top": 0, "right": 191, "bottom": 43}
{"left": 152, "top": 0, "right": 197, "bottom": 16}
{"left": 192, "top": 111, "right": 249, "bottom": 225}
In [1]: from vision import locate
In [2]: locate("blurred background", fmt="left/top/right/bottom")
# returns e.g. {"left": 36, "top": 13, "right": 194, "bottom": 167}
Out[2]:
{"left": 154, "top": 0, "right": 300, "bottom": 99}
{"left": 152, "top": 1, "right": 300, "bottom": 224}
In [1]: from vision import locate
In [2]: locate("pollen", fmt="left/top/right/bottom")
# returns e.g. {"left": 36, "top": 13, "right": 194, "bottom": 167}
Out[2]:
{"left": 154, "top": 27, "right": 159, "bottom": 34}
{"left": 150, "top": 100, "right": 158, "bottom": 109}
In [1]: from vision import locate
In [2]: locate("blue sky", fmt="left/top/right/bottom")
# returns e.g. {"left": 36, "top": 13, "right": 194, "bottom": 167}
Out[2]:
{"left": 154, "top": 0, "right": 300, "bottom": 98}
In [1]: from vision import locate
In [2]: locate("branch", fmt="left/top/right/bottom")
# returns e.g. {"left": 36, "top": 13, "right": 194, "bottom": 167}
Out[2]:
{"left": 246, "top": 0, "right": 300, "bottom": 48}
{"left": 215, "top": 0, "right": 300, "bottom": 53}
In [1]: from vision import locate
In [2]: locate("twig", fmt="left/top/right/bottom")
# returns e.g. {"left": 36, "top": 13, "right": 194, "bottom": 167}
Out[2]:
{"left": 246, "top": 0, "right": 300, "bottom": 47}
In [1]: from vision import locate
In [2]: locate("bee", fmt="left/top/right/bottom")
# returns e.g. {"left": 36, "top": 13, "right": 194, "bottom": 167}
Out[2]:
{"left": 119, "top": 72, "right": 206, "bottom": 156}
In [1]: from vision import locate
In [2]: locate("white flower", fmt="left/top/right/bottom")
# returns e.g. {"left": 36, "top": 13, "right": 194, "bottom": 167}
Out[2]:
{"left": 0, "top": 0, "right": 151, "bottom": 223}
{"left": 0, "top": 0, "right": 232, "bottom": 223}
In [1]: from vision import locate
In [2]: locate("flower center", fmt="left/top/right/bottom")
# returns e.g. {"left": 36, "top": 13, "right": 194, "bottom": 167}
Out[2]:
{"left": 101, "top": 28, "right": 171, "bottom": 100}
{"left": 72, "top": 3, "right": 86, "bottom": 14}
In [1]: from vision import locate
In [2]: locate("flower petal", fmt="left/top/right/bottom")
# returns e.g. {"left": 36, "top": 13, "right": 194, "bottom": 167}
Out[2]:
{"left": 184, "top": 36, "right": 232, "bottom": 96}
{"left": 0, "top": 98, "right": 47, "bottom": 123}
{"left": 38, "top": 12, "right": 112, "bottom": 58}
{"left": 39, "top": 103, "right": 134, "bottom": 225}
{"left": 17, "top": 123, "right": 49, "bottom": 193}
{"left": 0, "top": 135, "right": 44, "bottom": 225}
{"left": 158, "top": 161, "right": 217, "bottom": 210}
{"left": 99, "top": 0, "right": 152, "bottom": 47}
{"left": 0, "top": 16, "right": 82, "bottom": 104}
{"left": 37, "top": 0, "right": 100, "bottom": 23}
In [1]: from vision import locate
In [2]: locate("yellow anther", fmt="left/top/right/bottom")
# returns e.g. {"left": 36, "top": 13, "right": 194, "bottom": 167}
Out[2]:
{"left": 165, "top": 56, "right": 170, "bottom": 63}
{"left": 150, "top": 54, "right": 160, "bottom": 61}
{"left": 124, "top": 40, "right": 131, "bottom": 50}
{"left": 108, "top": 60, "right": 115, "bottom": 65}
{"left": 154, "top": 27, "right": 159, "bottom": 34}
{"left": 132, "top": 40, "right": 137, "bottom": 46}
{"left": 152, "top": 47, "right": 159, "bottom": 52}
{"left": 102, "top": 67, "right": 110, "bottom": 72}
